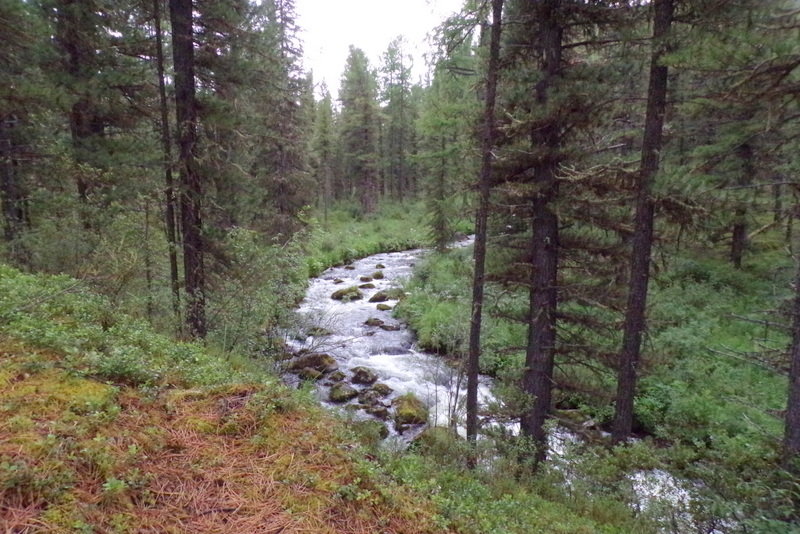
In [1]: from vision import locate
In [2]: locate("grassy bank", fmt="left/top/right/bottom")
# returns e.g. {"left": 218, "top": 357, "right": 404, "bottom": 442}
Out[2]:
{"left": 393, "top": 233, "right": 798, "bottom": 528}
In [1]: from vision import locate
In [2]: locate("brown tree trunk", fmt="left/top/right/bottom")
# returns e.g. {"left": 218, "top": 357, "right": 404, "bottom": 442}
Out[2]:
{"left": 730, "top": 143, "right": 753, "bottom": 269}
{"left": 169, "top": 0, "right": 206, "bottom": 339}
{"left": 785, "top": 203, "right": 800, "bottom": 471}
{"left": 520, "top": 0, "right": 562, "bottom": 461}
{"left": 466, "top": 0, "right": 504, "bottom": 445}
{"left": 612, "top": 0, "right": 674, "bottom": 442}
{"left": 153, "top": 0, "right": 182, "bottom": 326}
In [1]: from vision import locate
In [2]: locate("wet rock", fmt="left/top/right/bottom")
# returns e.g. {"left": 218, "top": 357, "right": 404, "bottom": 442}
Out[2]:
{"left": 298, "top": 367, "right": 322, "bottom": 381}
{"left": 372, "top": 271, "right": 384, "bottom": 279}
{"left": 376, "top": 303, "right": 392, "bottom": 311}
{"left": 331, "top": 286, "right": 363, "bottom": 301}
{"left": 379, "top": 324, "right": 401, "bottom": 331}
{"left": 333, "top": 278, "right": 344, "bottom": 284}
{"left": 351, "top": 366, "right": 378, "bottom": 385}
{"left": 364, "top": 317, "right": 384, "bottom": 327}
{"left": 359, "top": 276, "right": 373, "bottom": 282}
{"left": 328, "top": 370, "right": 346, "bottom": 382}
{"left": 375, "top": 263, "right": 386, "bottom": 269}
{"left": 393, "top": 393, "right": 428, "bottom": 430}
{"left": 329, "top": 383, "right": 358, "bottom": 403}
{"left": 344, "top": 265, "right": 356, "bottom": 270}
{"left": 307, "top": 326, "right": 333, "bottom": 337}
{"left": 359, "top": 283, "right": 376, "bottom": 289}
{"left": 358, "top": 388, "right": 382, "bottom": 405}
{"left": 365, "top": 405, "right": 390, "bottom": 420}
{"left": 369, "top": 291, "right": 389, "bottom": 303}
{"left": 289, "top": 353, "right": 339, "bottom": 373}
{"left": 371, "top": 383, "right": 393, "bottom": 397}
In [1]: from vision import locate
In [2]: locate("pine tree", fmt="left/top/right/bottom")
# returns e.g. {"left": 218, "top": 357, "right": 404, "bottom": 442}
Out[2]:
{"left": 339, "top": 46, "right": 380, "bottom": 214}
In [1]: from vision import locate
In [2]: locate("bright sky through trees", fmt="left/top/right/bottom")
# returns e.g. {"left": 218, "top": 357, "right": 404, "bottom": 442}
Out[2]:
{"left": 295, "top": 0, "right": 463, "bottom": 97}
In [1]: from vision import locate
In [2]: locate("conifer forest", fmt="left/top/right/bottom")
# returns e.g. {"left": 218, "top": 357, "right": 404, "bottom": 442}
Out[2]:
{"left": 2, "top": 0, "right": 800, "bottom": 532}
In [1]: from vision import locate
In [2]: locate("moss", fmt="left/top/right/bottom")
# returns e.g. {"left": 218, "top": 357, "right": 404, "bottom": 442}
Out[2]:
{"left": 329, "top": 383, "right": 359, "bottom": 403}
{"left": 393, "top": 393, "right": 428, "bottom": 428}
{"left": 331, "top": 286, "right": 364, "bottom": 301}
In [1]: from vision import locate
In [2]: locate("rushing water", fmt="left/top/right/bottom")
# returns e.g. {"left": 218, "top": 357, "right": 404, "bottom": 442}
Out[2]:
{"left": 285, "top": 242, "right": 491, "bottom": 438}
{"left": 286, "top": 244, "right": 732, "bottom": 533}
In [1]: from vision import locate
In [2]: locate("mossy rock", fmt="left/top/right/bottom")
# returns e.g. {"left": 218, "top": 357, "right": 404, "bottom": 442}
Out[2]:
{"left": 393, "top": 393, "right": 428, "bottom": 429}
{"left": 368, "top": 291, "right": 389, "bottom": 303}
{"left": 375, "top": 263, "right": 386, "bottom": 269}
{"left": 364, "top": 318, "right": 384, "bottom": 327}
{"left": 376, "top": 303, "right": 392, "bottom": 311}
{"left": 344, "top": 265, "right": 356, "bottom": 270}
{"left": 331, "top": 286, "right": 363, "bottom": 302}
{"left": 372, "top": 271, "right": 384, "bottom": 280}
{"left": 359, "top": 283, "right": 376, "bottom": 289}
{"left": 328, "top": 370, "right": 346, "bottom": 382}
{"left": 307, "top": 326, "right": 333, "bottom": 337}
{"left": 358, "top": 389, "right": 383, "bottom": 406}
{"left": 359, "top": 276, "right": 373, "bottom": 282}
{"left": 329, "top": 383, "right": 358, "bottom": 403}
{"left": 365, "top": 405, "right": 390, "bottom": 420}
{"left": 298, "top": 367, "right": 322, "bottom": 381}
{"left": 351, "top": 366, "right": 378, "bottom": 385}
{"left": 371, "top": 383, "right": 393, "bottom": 397}
{"left": 379, "top": 324, "right": 401, "bottom": 332}
{"left": 289, "top": 353, "right": 338, "bottom": 373}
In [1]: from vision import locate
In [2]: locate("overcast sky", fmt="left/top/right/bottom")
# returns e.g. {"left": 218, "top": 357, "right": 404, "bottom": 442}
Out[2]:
{"left": 294, "top": 0, "right": 464, "bottom": 99}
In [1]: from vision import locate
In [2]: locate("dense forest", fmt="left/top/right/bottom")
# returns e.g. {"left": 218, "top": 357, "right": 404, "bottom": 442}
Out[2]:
{"left": 1, "top": 0, "right": 800, "bottom": 532}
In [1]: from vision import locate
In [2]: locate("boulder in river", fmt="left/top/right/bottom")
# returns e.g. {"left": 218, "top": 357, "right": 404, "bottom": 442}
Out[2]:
{"left": 368, "top": 291, "right": 389, "bottom": 303}
{"left": 379, "top": 324, "right": 401, "bottom": 332}
{"left": 375, "top": 263, "right": 385, "bottom": 269}
{"left": 358, "top": 388, "right": 383, "bottom": 405}
{"left": 289, "top": 353, "right": 339, "bottom": 373}
{"left": 364, "top": 317, "right": 384, "bottom": 327}
{"left": 359, "top": 276, "right": 373, "bottom": 282}
{"left": 328, "top": 370, "right": 346, "bottom": 382}
{"left": 393, "top": 393, "right": 428, "bottom": 430}
{"left": 372, "top": 271, "right": 384, "bottom": 279}
{"left": 344, "top": 264, "right": 356, "bottom": 270}
{"left": 365, "top": 405, "right": 390, "bottom": 421}
{"left": 329, "top": 383, "right": 359, "bottom": 403}
{"left": 298, "top": 367, "right": 322, "bottom": 381}
{"left": 359, "top": 283, "right": 376, "bottom": 289}
{"left": 351, "top": 366, "right": 379, "bottom": 385}
{"left": 307, "top": 326, "right": 332, "bottom": 337}
{"left": 331, "top": 286, "right": 363, "bottom": 301}
{"left": 376, "top": 303, "right": 392, "bottom": 311}
{"left": 371, "top": 383, "right": 393, "bottom": 397}
{"left": 333, "top": 278, "right": 344, "bottom": 284}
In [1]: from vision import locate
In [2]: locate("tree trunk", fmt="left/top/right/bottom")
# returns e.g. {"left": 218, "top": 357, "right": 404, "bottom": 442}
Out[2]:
{"left": 520, "top": 0, "right": 562, "bottom": 461}
{"left": 153, "top": 0, "right": 181, "bottom": 326}
{"left": 169, "top": 0, "right": 206, "bottom": 339}
{"left": 466, "top": 0, "right": 504, "bottom": 445}
{"left": 612, "top": 0, "right": 674, "bottom": 442}
{"left": 785, "top": 202, "right": 800, "bottom": 471}
{"left": 730, "top": 143, "right": 753, "bottom": 269}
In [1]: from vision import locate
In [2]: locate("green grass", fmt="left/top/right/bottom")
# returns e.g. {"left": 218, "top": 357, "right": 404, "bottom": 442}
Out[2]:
{"left": 394, "top": 227, "right": 800, "bottom": 526}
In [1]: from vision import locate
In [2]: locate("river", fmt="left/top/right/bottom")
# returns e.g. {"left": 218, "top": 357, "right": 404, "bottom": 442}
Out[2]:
{"left": 285, "top": 243, "right": 731, "bottom": 533}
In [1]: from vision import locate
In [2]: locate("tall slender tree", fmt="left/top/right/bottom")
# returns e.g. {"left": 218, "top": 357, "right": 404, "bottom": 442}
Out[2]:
{"left": 612, "top": 0, "right": 675, "bottom": 443}
{"left": 466, "top": 0, "right": 504, "bottom": 445}
{"left": 169, "top": 0, "right": 206, "bottom": 338}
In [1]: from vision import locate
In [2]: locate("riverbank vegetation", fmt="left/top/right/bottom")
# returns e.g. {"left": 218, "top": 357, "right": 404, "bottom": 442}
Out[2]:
{"left": 2, "top": 0, "right": 799, "bottom": 531}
